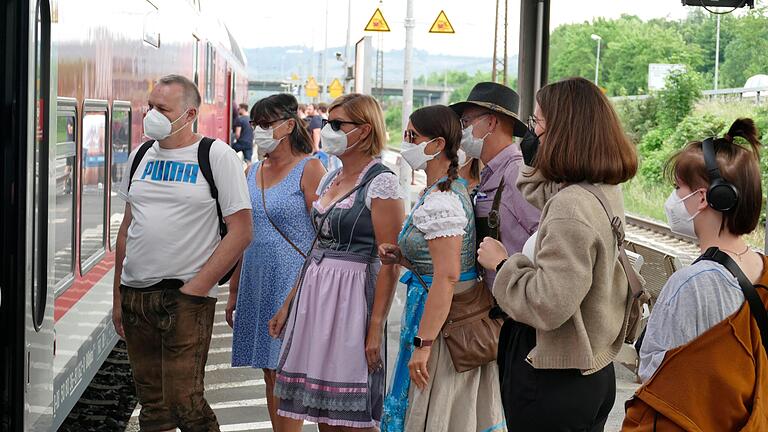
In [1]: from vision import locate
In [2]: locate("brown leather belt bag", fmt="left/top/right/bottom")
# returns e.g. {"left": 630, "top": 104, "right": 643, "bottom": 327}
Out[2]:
{"left": 442, "top": 281, "right": 504, "bottom": 373}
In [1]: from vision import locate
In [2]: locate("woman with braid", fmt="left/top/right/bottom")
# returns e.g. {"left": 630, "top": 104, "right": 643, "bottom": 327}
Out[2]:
{"left": 379, "top": 105, "right": 505, "bottom": 432}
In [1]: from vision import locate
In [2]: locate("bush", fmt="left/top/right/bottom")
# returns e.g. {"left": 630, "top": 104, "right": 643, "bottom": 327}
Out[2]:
{"left": 615, "top": 96, "right": 660, "bottom": 143}
{"left": 655, "top": 70, "right": 705, "bottom": 131}
{"left": 637, "top": 113, "right": 725, "bottom": 185}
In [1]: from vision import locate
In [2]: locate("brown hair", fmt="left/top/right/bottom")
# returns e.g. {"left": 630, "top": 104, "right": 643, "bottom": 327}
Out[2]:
{"left": 328, "top": 93, "right": 387, "bottom": 156}
{"left": 667, "top": 118, "right": 762, "bottom": 235}
{"left": 534, "top": 77, "right": 638, "bottom": 184}
{"left": 409, "top": 105, "right": 462, "bottom": 192}
{"left": 238, "top": 103, "right": 249, "bottom": 111}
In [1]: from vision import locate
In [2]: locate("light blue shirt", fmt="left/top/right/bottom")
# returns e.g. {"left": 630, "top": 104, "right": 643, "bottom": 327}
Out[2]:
{"left": 639, "top": 260, "right": 745, "bottom": 382}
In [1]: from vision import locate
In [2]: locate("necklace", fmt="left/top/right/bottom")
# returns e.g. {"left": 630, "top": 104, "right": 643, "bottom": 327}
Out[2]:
{"left": 720, "top": 244, "right": 750, "bottom": 261}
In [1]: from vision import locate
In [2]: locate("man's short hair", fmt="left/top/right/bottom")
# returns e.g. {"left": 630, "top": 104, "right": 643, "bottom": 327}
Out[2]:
{"left": 238, "top": 103, "right": 249, "bottom": 111}
{"left": 157, "top": 74, "right": 202, "bottom": 109}
{"left": 318, "top": 103, "right": 328, "bottom": 113}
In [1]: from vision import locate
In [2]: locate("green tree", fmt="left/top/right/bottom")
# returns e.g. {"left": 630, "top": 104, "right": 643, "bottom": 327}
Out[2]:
{"left": 720, "top": 7, "right": 768, "bottom": 88}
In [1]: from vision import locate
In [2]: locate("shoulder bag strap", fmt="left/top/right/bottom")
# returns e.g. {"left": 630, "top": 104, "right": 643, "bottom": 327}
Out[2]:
{"left": 260, "top": 163, "right": 307, "bottom": 258}
{"left": 488, "top": 177, "right": 506, "bottom": 239}
{"left": 197, "top": 137, "right": 226, "bottom": 238}
{"left": 127, "top": 140, "right": 155, "bottom": 193}
{"left": 578, "top": 183, "right": 646, "bottom": 300}
{"left": 695, "top": 247, "right": 768, "bottom": 351}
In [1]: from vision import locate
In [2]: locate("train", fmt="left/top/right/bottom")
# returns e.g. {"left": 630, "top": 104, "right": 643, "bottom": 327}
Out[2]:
{"left": 0, "top": 0, "right": 248, "bottom": 429}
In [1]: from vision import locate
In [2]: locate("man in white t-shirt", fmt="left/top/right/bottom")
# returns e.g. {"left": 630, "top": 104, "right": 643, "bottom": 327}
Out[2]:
{"left": 111, "top": 74, "right": 252, "bottom": 432}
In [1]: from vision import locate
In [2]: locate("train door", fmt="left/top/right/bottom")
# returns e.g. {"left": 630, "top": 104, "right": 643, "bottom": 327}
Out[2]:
{"left": 0, "top": 0, "right": 31, "bottom": 426}
{"left": 0, "top": 0, "right": 56, "bottom": 429}
{"left": 26, "top": 0, "right": 56, "bottom": 429}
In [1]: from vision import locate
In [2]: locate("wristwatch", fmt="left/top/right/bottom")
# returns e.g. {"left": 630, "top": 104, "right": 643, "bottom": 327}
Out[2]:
{"left": 413, "top": 336, "right": 434, "bottom": 348}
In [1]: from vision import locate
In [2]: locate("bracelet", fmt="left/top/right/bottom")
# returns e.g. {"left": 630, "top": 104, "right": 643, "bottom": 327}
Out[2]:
{"left": 496, "top": 259, "right": 507, "bottom": 272}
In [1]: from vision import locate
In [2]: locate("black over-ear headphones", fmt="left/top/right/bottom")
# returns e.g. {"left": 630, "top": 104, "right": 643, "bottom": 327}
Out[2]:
{"left": 702, "top": 137, "right": 739, "bottom": 212}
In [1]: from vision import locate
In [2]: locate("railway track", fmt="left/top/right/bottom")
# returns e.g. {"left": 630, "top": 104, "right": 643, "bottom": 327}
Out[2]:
{"left": 625, "top": 214, "right": 701, "bottom": 266}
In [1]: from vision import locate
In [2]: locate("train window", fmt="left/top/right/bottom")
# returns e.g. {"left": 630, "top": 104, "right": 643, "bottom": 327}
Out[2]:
{"left": 80, "top": 106, "right": 108, "bottom": 271}
{"left": 50, "top": 110, "right": 77, "bottom": 290}
{"left": 205, "top": 42, "right": 215, "bottom": 104}
{"left": 109, "top": 106, "right": 131, "bottom": 249}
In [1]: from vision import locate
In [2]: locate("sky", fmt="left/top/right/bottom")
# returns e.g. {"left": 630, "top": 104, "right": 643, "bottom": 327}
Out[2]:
{"left": 220, "top": 0, "right": 694, "bottom": 58}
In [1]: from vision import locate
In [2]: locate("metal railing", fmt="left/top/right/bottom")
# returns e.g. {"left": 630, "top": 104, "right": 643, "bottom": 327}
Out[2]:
{"left": 611, "top": 86, "right": 768, "bottom": 104}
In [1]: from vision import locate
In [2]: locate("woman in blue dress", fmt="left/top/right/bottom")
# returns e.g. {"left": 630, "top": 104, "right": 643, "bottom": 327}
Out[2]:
{"left": 380, "top": 105, "right": 505, "bottom": 432}
{"left": 226, "top": 94, "right": 326, "bottom": 432}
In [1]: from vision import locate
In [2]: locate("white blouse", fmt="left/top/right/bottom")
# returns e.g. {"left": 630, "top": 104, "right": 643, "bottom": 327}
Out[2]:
{"left": 412, "top": 191, "right": 468, "bottom": 240}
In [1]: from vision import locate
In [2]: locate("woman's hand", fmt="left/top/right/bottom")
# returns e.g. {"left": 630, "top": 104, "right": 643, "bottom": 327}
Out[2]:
{"left": 408, "top": 347, "right": 431, "bottom": 390}
{"left": 225, "top": 295, "right": 237, "bottom": 328}
{"left": 365, "top": 323, "right": 384, "bottom": 373}
{"left": 477, "top": 237, "right": 509, "bottom": 271}
{"left": 268, "top": 305, "right": 289, "bottom": 338}
{"left": 378, "top": 243, "right": 410, "bottom": 268}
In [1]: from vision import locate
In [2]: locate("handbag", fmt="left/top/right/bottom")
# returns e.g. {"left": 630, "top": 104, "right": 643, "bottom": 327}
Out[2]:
{"left": 410, "top": 270, "right": 504, "bottom": 373}
{"left": 260, "top": 165, "right": 307, "bottom": 258}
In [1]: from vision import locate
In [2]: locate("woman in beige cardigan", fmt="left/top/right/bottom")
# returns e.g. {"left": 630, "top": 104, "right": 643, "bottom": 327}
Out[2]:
{"left": 478, "top": 77, "right": 638, "bottom": 431}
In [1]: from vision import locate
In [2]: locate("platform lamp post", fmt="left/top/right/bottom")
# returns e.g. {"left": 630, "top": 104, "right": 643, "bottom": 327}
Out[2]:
{"left": 591, "top": 33, "right": 602, "bottom": 87}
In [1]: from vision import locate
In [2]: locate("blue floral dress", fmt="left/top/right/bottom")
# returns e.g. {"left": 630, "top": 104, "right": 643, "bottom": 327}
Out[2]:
{"left": 231, "top": 157, "right": 315, "bottom": 369}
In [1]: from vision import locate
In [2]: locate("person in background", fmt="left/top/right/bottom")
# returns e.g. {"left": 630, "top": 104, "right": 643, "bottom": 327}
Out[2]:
{"left": 113, "top": 74, "right": 252, "bottom": 431}
{"left": 233, "top": 103, "right": 254, "bottom": 165}
{"left": 625, "top": 119, "right": 767, "bottom": 431}
{"left": 270, "top": 93, "right": 405, "bottom": 431}
{"left": 379, "top": 105, "right": 505, "bottom": 432}
{"left": 307, "top": 102, "right": 330, "bottom": 167}
{"left": 318, "top": 102, "right": 329, "bottom": 120}
{"left": 477, "top": 77, "right": 638, "bottom": 431}
{"left": 227, "top": 93, "right": 326, "bottom": 432}
{"left": 297, "top": 104, "right": 307, "bottom": 122}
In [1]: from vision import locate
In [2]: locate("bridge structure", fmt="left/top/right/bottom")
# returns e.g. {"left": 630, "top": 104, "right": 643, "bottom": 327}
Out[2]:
{"left": 248, "top": 80, "right": 454, "bottom": 105}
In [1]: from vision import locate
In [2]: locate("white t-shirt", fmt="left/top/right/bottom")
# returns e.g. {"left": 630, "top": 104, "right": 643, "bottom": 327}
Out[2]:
{"left": 118, "top": 138, "right": 250, "bottom": 292}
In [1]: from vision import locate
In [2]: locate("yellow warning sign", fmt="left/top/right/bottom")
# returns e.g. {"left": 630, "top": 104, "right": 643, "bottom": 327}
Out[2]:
{"left": 290, "top": 73, "right": 300, "bottom": 81}
{"left": 364, "top": 8, "right": 390, "bottom": 32}
{"left": 305, "top": 76, "right": 319, "bottom": 98}
{"left": 429, "top": 10, "right": 455, "bottom": 34}
{"left": 329, "top": 78, "right": 344, "bottom": 99}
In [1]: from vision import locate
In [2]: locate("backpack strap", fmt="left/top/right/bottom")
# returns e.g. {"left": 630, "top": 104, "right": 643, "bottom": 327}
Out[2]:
{"left": 695, "top": 247, "right": 768, "bottom": 351}
{"left": 127, "top": 140, "right": 155, "bottom": 193}
{"left": 578, "top": 183, "right": 647, "bottom": 301}
{"left": 197, "top": 137, "right": 226, "bottom": 239}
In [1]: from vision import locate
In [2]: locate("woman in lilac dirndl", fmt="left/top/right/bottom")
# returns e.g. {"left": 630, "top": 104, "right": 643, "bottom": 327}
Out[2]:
{"left": 269, "top": 93, "right": 405, "bottom": 430}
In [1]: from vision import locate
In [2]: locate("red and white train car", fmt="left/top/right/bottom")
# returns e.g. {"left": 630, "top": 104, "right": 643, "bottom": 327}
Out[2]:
{"left": 0, "top": 0, "right": 248, "bottom": 429}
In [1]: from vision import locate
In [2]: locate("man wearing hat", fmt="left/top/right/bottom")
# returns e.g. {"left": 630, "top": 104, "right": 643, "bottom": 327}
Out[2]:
{"left": 450, "top": 81, "right": 540, "bottom": 289}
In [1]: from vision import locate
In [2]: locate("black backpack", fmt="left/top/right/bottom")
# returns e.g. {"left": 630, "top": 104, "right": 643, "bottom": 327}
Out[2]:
{"left": 128, "top": 138, "right": 237, "bottom": 285}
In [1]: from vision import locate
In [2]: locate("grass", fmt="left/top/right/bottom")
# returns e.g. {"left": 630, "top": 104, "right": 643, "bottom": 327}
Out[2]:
{"left": 623, "top": 178, "right": 766, "bottom": 249}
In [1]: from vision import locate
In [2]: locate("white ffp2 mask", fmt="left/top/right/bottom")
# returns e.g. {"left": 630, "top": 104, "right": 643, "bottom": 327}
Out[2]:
{"left": 664, "top": 190, "right": 700, "bottom": 238}
{"left": 143, "top": 108, "right": 190, "bottom": 141}
{"left": 400, "top": 138, "right": 440, "bottom": 171}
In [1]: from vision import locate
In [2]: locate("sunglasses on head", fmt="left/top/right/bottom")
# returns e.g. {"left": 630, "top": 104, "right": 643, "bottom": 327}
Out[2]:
{"left": 322, "top": 118, "right": 361, "bottom": 132}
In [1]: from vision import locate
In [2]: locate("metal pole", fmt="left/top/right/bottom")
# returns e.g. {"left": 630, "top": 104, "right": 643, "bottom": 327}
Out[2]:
{"left": 503, "top": 0, "right": 508, "bottom": 85}
{"left": 714, "top": 14, "right": 721, "bottom": 91}
{"left": 595, "top": 38, "right": 601, "bottom": 87}
{"left": 492, "top": 0, "right": 499, "bottom": 82}
{"left": 343, "top": 0, "right": 352, "bottom": 93}
{"left": 402, "top": 0, "right": 415, "bottom": 132}
{"left": 534, "top": 1, "right": 544, "bottom": 93}
{"left": 322, "top": 0, "right": 328, "bottom": 99}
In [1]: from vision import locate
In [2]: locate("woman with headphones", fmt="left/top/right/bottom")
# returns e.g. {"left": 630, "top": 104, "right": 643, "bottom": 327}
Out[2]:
{"left": 628, "top": 118, "right": 768, "bottom": 430}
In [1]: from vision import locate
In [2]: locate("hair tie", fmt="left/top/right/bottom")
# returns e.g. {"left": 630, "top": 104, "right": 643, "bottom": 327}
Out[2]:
{"left": 724, "top": 133, "right": 734, "bottom": 143}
